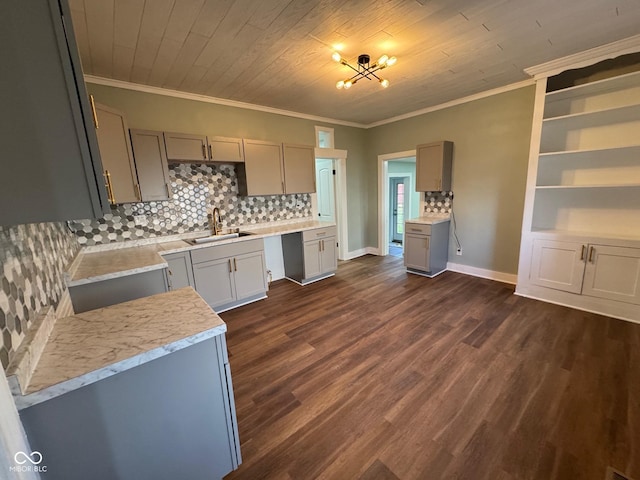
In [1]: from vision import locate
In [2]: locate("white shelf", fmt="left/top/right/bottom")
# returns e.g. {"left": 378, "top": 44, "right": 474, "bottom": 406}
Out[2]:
{"left": 530, "top": 228, "right": 640, "bottom": 243}
{"left": 542, "top": 102, "right": 640, "bottom": 123}
{"left": 536, "top": 184, "right": 640, "bottom": 189}
{"left": 538, "top": 144, "right": 640, "bottom": 158}
{"left": 545, "top": 69, "right": 640, "bottom": 102}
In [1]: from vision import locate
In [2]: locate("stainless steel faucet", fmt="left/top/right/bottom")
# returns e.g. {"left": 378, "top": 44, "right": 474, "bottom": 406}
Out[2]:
{"left": 211, "top": 207, "right": 222, "bottom": 235}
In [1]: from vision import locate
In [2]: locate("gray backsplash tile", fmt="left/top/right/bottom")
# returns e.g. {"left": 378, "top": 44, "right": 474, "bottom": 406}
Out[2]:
{"left": 424, "top": 191, "right": 453, "bottom": 214}
{"left": 0, "top": 223, "right": 79, "bottom": 369}
{"left": 71, "top": 163, "right": 312, "bottom": 245}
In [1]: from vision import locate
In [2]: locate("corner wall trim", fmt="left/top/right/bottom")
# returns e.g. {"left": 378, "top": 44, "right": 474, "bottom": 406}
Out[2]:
{"left": 446, "top": 262, "right": 517, "bottom": 285}
{"left": 345, "top": 247, "right": 379, "bottom": 260}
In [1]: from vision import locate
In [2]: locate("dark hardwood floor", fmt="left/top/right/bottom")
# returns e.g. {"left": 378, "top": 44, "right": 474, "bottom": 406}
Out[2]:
{"left": 221, "top": 254, "right": 640, "bottom": 480}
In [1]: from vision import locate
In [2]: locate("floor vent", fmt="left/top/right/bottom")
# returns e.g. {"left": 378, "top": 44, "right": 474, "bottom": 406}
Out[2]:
{"left": 607, "top": 467, "right": 633, "bottom": 480}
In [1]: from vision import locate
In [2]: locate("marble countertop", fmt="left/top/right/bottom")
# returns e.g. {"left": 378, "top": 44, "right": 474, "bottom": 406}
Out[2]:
{"left": 406, "top": 215, "right": 451, "bottom": 225}
{"left": 8, "top": 288, "right": 226, "bottom": 410}
{"left": 68, "top": 218, "right": 336, "bottom": 285}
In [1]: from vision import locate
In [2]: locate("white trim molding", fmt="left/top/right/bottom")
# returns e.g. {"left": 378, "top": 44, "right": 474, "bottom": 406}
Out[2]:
{"left": 446, "top": 262, "right": 517, "bottom": 285}
{"left": 524, "top": 34, "right": 640, "bottom": 79}
{"left": 85, "top": 75, "right": 366, "bottom": 128}
{"left": 345, "top": 247, "right": 379, "bottom": 260}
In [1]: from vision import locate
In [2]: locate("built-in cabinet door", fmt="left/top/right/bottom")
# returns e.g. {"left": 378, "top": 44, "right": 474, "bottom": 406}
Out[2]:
{"left": 233, "top": 251, "right": 267, "bottom": 299}
{"left": 416, "top": 141, "right": 453, "bottom": 192}
{"left": 404, "top": 234, "right": 430, "bottom": 271}
{"left": 209, "top": 136, "right": 244, "bottom": 163}
{"left": 164, "top": 132, "right": 208, "bottom": 162}
{"left": 193, "top": 259, "right": 236, "bottom": 308}
{"left": 582, "top": 244, "right": 640, "bottom": 305}
{"left": 303, "top": 241, "right": 322, "bottom": 279}
{"left": 95, "top": 103, "right": 140, "bottom": 204}
{"left": 241, "top": 139, "right": 284, "bottom": 195}
{"left": 530, "top": 239, "right": 586, "bottom": 294}
{"left": 130, "top": 130, "right": 172, "bottom": 201}
{"left": 164, "top": 252, "right": 194, "bottom": 290}
{"left": 320, "top": 236, "right": 337, "bottom": 274}
{"left": 282, "top": 144, "right": 316, "bottom": 193}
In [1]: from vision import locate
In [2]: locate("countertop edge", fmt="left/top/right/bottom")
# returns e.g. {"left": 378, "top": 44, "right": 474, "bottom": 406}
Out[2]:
{"left": 67, "top": 260, "right": 169, "bottom": 287}
{"left": 13, "top": 323, "right": 227, "bottom": 410}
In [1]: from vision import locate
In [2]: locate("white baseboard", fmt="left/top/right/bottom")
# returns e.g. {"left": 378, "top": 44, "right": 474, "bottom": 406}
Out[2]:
{"left": 345, "top": 247, "right": 379, "bottom": 260}
{"left": 446, "top": 262, "right": 517, "bottom": 285}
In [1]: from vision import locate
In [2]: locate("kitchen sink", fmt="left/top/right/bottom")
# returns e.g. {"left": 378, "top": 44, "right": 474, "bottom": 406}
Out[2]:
{"left": 187, "top": 231, "right": 253, "bottom": 245}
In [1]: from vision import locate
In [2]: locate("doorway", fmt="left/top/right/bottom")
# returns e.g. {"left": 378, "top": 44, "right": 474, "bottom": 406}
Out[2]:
{"left": 389, "top": 177, "right": 408, "bottom": 257}
{"left": 315, "top": 158, "right": 335, "bottom": 223}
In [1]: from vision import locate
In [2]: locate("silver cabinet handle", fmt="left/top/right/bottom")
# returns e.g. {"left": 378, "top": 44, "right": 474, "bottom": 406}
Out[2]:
{"left": 580, "top": 245, "right": 586, "bottom": 261}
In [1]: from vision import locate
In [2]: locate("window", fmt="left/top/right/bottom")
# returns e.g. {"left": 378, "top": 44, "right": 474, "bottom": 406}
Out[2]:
{"left": 315, "top": 126, "right": 335, "bottom": 149}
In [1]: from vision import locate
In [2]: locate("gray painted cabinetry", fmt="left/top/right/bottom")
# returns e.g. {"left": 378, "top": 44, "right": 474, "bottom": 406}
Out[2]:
{"left": 164, "top": 132, "right": 209, "bottom": 162}
{"left": 283, "top": 226, "right": 338, "bottom": 284}
{"left": 130, "top": 130, "right": 172, "bottom": 201}
{"left": 282, "top": 144, "right": 316, "bottom": 194}
{"left": 20, "top": 336, "right": 241, "bottom": 480}
{"left": 209, "top": 136, "right": 245, "bottom": 162}
{"left": 239, "top": 139, "right": 286, "bottom": 196}
{"left": 404, "top": 221, "right": 450, "bottom": 277}
{"left": 0, "top": 0, "right": 109, "bottom": 225}
{"left": 416, "top": 141, "right": 453, "bottom": 192}
{"left": 191, "top": 239, "right": 268, "bottom": 312}
{"left": 163, "top": 251, "right": 195, "bottom": 290}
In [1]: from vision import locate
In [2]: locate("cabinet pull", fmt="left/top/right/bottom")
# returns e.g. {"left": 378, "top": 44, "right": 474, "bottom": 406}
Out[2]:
{"left": 208, "top": 144, "right": 213, "bottom": 159}
{"left": 233, "top": 258, "right": 237, "bottom": 271}
{"left": 228, "top": 259, "right": 232, "bottom": 273}
{"left": 425, "top": 237, "right": 430, "bottom": 249}
{"left": 89, "top": 94, "right": 99, "bottom": 129}
{"left": 318, "top": 242, "right": 321, "bottom": 252}
{"left": 316, "top": 232, "right": 326, "bottom": 236}
{"left": 321, "top": 240, "right": 324, "bottom": 252}
{"left": 410, "top": 228, "right": 421, "bottom": 232}
{"left": 135, "top": 183, "right": 142, "bottom": 201}
{"left": 580, "top": 245, "right": 586, "bottom": 261}
{"left": 165, "top": 183, "right": 172, "bottom": 198}
{"left": 202, "top": 144, "right": 207, "bottom": 159}
{"left": 588, "top": 246, "right": 595, "bottom": 263}
{"left": 103, "top": 170, "right": 115, "bottom": 204}
{"left": 282, "top": 181, "right": 285, "bottom": 193}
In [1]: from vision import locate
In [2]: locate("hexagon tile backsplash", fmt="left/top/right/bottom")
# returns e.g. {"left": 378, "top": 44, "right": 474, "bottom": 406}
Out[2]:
{"left": 70, "top": 163, "right": 313, "bottom": 245}
{"left": 0, "top": 222, "right": 79, "bottom": 369}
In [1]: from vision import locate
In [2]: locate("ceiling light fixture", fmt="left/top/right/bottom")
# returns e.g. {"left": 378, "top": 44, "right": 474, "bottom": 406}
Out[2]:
{"left": 333, "top": 52, "right": 397, "bottom": 90}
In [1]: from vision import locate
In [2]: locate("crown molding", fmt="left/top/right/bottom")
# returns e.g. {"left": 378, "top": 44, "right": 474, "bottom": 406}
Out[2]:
{"left": 83, "top": 75, "right": 367, "bottom": 129}
{"left": 524, "top": 34, "right": 640, "bottom": 79}
{"left": 365, "top": 79, "right": 535, "bottom": 128}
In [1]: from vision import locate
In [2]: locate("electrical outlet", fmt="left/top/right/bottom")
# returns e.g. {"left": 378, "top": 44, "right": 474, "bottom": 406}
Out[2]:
{"left": 133, "top": 215, "right": 147, "bottom": 226}
{"left": 456, "top": 248, "right": 462, "bottom": 256}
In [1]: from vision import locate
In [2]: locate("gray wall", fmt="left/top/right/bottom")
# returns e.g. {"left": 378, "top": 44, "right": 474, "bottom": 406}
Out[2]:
{"left": 367, "top": 86, "right": 536, "bottom": 275}
{"left": 87, "top": 84, "right": 369, "bottom": 252}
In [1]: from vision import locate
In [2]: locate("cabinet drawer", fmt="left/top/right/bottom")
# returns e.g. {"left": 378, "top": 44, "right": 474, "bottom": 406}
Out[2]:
{"left": 302, "top": 226, "right": 337, "bottom": 242}
{"left": 405, "top": 223, "right": 431, "bottom": 235}
{"left": 191, "top": 238, "right": 264, "bottom": 264}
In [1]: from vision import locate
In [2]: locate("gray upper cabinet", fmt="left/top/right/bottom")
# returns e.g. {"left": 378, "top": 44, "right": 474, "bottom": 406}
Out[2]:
{"left": 209, "top": 136, "right": 244, "bottom": 163}
{"left": 130, "top": 130, "right": 172, "bottom": 201}
{"left": 0, "top": 0, "right": 109, "bottom": 225}
{"left": 416, "top": 141, "right": 453, "bottom": 192}
{"left": 95, "top": 103, "right": 140, "bottom": 204}
{"left": 164, "top": 132, "right": 209, "bottom": 162}
{"left": 239, "top": 140, "right": 285, "bottom": 196}
{"left": 282, "top": 144, "right": 316, "bottom": 194}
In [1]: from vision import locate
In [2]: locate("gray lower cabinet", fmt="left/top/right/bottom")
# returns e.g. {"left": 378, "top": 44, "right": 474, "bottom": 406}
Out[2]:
{"left": 404, "top": 221, "right": 450, "bottom": 277}
{"left": 69, "top": 269, "right": 168, "bottom": 313}
{"left": 191, "top": 239, "right": 268, "bottom": 312}
{"left": 283, "top": 226, "right": 338, "bottom": 285}
{"left": 0, "top": 0, "right": 109, "bottom": 225}
{"left": 20, "top": 335, "right": 241, "bottom": 480}
{"left": 163, "top": 251, "right": 195, "bottom": 290}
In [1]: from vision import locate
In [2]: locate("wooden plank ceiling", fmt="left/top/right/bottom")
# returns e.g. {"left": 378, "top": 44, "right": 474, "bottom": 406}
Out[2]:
{"left": 70, "top": 0, "right": 640, "bottom": 125}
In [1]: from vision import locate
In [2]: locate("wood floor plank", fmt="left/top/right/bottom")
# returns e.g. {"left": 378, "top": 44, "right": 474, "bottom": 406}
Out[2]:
{"left": 222, "top": 255, "right": 640, "bottom": 480}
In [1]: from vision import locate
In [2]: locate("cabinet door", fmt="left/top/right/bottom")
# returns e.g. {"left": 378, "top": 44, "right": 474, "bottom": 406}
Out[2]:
{"left": 193, "top": 258, "right": 236, "bottom": 308}
{"left": 282, "top": 144, "right": 316, "bottom": 193}
{"left": 130, "top": 130, "right": 172, "bottom": 201}
{"left": 404, "top": 234, "right": 430, "bottom": 271}
{"left": 208, "top": 136, "right": 244, "bottom": 163}
{"left": 95, "top": 103, "right": 140, "bottom": 204}
{"left": 233, "top": 251, "right": 267, "bottom": 300}
{"left": 164, "top": 252, "right": 194, "bottom": 290}
{"left": 320, "top": 236, "right": 338, "bottom": 274}
{"left": 303, "top": 240, "right": 322, "bottom": 279}
{"left": 530, "top": 239, "right": 586, "bottom": 294}
{"left": 241, "top": 139, "right": 284, "bottom": 195}
{"left": 164, "top": 132, "right": 209, "bottom": 162}
{"left": 416, "top": 141, "right": 453, "bottom": 192}
{"left": 0, "top": 0, "right": 109, "bottom": 225}
{"left": 582, "top": 245, "right": 640, "bottom": 305}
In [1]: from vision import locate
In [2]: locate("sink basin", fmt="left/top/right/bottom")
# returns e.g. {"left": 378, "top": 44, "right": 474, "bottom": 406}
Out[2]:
{"left": 187, "top": 231, "right": 253, "bottom": 245}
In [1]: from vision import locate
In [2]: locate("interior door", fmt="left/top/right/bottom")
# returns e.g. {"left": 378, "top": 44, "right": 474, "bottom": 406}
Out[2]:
{"left": 582, "top": 244, "right": 640, "bottom": 305}
{"left": 390, "top": 177, "right": 407, "bottom": 244}
{"left": 315, "top": 158, "right": 335, "bottom": 222}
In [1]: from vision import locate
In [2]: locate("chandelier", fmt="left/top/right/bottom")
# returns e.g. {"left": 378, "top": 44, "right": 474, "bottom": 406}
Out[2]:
{"left": 332, "top": 52, "right": 397, "bottom": 89}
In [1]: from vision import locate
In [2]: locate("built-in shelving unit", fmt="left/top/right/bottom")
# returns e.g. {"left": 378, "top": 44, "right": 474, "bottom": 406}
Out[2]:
{"left": 516, "top": 50, "right": 640, "bottom": 323}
